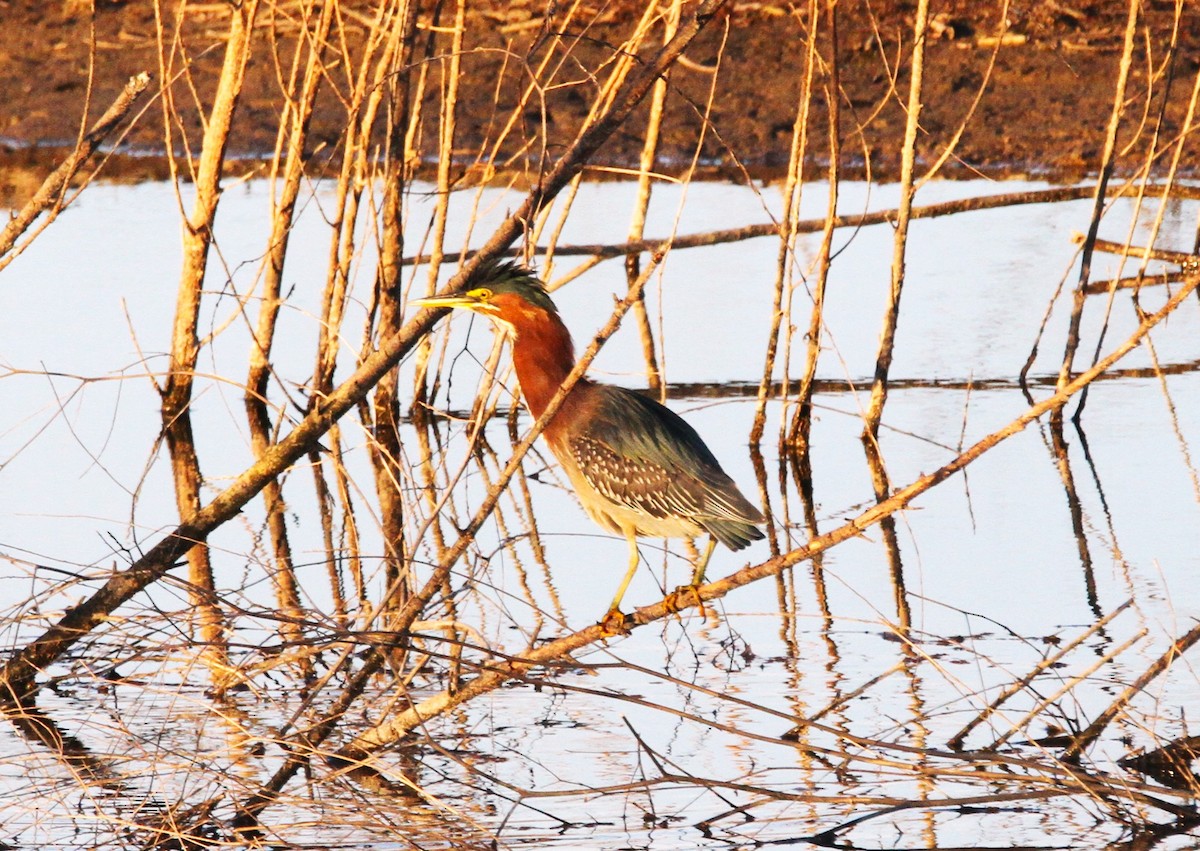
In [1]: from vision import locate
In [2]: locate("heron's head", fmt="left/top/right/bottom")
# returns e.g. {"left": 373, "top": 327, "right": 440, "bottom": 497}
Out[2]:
{"left": 412, "top": 259, "right": 557, "bottom": 332}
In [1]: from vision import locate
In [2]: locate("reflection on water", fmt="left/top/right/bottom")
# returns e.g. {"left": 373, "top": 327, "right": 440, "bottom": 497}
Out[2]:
{"left": 1, "top": 178, "right": 1200, "bottom": 848}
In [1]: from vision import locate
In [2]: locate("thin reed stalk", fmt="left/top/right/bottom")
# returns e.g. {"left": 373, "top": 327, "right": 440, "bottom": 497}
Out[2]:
{"left": 1066, "top": 621, "right": 1200, "bottom": 760}
{"left": 861, "top": 0, "right": 928, "bottom": 444}
{"left": 365, "top": 0, "right": 421, "bottom": 624}
{"left": 786, "top": 0, "right": 842, "bottom": 470}
{"left": 1054, "top": 0, "right": 1141, "bottom": 427}
{"left": 751, "top": 0, "right": 816, "bottom": 456}
{"left": 947, "top": 599, "right": 1134, "bottom": 751}
{"left": 622, "top": 0, "right": 680, "bottom": 397}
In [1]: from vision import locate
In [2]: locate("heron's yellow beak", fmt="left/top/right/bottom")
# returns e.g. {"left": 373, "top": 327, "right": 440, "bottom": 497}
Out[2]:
{"left": 411, "top": 288, "right": 498, "bottom": 314}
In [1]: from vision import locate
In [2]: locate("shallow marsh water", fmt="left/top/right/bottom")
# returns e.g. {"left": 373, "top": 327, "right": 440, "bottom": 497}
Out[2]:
{"left": 1, "top": 177, "right": 1199, "bottom": 848}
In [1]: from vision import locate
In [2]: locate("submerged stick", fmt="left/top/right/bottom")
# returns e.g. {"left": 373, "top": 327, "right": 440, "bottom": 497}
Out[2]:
{"left": 1081, "top": 235, "right": 1197, "bottom": 267}
{"left": 947, "top": 599, "right": 1133, "bottom": 751}
{"left": 1065, "top": 621, "right": 1200, "bottom": 760}
{"left": 243, "top": 0, "right": 335, "bottom": 665}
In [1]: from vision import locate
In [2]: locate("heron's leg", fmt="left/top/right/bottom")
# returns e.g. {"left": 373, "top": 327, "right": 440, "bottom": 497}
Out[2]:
{"left": 689, "top": 536, "right": 718, "bottom": 587}
{"left": 600, "top": 529, "right": 640, "bottom": 635}
{"left": 663, "top": 536, "right": 717, "bottom": 618}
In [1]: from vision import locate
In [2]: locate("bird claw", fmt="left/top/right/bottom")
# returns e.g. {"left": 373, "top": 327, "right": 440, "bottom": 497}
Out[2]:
{"left": 664, "top": 584, "right": 707, "bottom": 620}
{"left": 599, "top": 607, "right": 631, "bottom": 636}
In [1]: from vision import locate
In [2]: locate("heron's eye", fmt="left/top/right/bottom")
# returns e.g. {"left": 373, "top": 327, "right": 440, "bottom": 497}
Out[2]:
{"left": 472, "top": 287, "right": 493, "bottom": 301}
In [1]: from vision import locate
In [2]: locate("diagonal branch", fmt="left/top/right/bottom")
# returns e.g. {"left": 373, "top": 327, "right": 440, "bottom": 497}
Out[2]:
{"left": 338, "top": 265, "right": 1200, "bottom": 753}
{"left": 0, "top": 0, "right": 730, "bottom": 708}
{"left": 0, "top": 72, "right": 151, "bottom": 268}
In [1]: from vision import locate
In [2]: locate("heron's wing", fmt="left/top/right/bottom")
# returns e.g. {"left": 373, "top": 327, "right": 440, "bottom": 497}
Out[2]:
{"left": 566, "top": 386, "right": 764, "bottom": 546}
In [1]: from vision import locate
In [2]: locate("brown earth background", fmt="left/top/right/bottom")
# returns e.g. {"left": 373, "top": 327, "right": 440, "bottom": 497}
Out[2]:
{"left": 0, "top": 0, "right": 1197, "bottom": 202}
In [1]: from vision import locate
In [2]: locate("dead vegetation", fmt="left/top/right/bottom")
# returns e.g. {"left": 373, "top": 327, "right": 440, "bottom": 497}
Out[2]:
{"left": 2, "top": 0, "right": 1200, "bottom": 848}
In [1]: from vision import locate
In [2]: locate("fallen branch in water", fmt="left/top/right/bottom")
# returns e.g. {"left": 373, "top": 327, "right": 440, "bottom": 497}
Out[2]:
{"left": 402, "top": 182, "right": 1200, "bottom": 269}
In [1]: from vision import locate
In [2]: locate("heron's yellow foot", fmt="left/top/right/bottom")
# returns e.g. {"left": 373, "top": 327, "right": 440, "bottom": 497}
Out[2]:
{"left": 599, "top": 607, "right": 631, "bottom": 636}
{"left": 664, "top": 584, "right": 707, "bottom": 620}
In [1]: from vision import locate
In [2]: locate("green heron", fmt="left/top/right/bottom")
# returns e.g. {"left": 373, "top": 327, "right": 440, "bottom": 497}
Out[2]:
{"left": 414, "top": 260, "right": 765, "bottom": 631}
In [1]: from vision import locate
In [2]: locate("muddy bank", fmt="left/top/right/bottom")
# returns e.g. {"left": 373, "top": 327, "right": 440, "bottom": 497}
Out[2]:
{"left": 1, "top": 0, "right": 1197, "bottom": 202}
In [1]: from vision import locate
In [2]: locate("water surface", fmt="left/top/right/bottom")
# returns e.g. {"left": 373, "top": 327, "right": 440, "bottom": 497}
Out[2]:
{"left": 1, "top": 177, "right": 1198, "bottom": 848}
